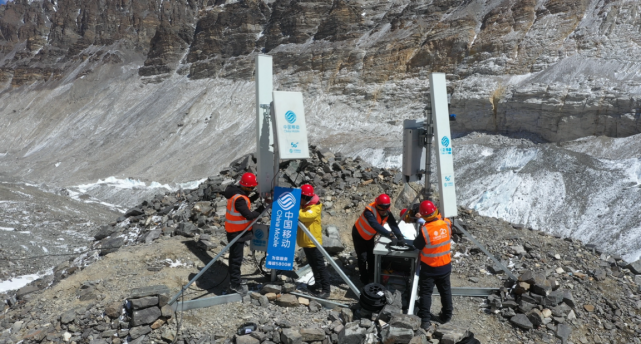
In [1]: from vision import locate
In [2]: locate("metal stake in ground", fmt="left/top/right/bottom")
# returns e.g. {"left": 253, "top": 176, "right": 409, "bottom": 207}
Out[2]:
{"left": 168, "top": 206, "right": 272, "bottom": 306}
{"left": 297, "top": 221, "right": 361, "bottom": 299}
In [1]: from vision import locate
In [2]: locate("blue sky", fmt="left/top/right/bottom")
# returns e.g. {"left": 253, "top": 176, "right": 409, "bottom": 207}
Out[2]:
{"left": 0, "top": 0, "right": 8, "bottom": 5}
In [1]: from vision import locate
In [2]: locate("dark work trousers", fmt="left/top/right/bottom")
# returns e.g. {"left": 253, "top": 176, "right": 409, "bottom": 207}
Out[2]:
{"left": 303, "top": 247, "right": 331, "bottom": 292}
{"left": 352, "top": 226, "right": 376, "bottom": 285}
{"left": 227, "top": 240, "right": 244, "bottom": 287}
{"left": 418, "top": 263, "right": 453, "bottom": 323}
{"left": 227, "top": 230, "right": 253, "bottom": 287}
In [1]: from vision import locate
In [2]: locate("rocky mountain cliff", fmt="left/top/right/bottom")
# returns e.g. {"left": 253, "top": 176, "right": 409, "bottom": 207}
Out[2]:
{"left": 2, "top": 0, "right": 640, "bottom": 136}
{"left": 0, "top": 0, "right": 640, "bottom": 185}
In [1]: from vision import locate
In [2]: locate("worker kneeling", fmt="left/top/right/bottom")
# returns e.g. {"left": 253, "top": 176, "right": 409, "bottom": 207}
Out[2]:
{"left": 297, "top": 184, "right": 331, "bottom": 299}
{"left": 224, "top": 172, "right": 266, "bottom": 294}
{"left": 352, "top": 194, "right": 405, "bottom": 285}
{"left": 413, "top": 200, "right": 453, "bottom": 330}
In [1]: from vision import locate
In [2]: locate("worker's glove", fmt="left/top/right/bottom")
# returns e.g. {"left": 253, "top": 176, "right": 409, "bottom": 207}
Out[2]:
{"left": 390, "top": 237, "right": 399, "bottom": 246}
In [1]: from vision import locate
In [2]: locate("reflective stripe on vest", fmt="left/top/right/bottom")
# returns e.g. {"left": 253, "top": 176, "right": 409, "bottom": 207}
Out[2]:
{"left": 225, "top": 194, "right": 251, "bottom": 233}
{"left": 420, "top": 218, "right": 452, "bottom": 267}
{"left": 354, "top": 202, "right": 388, "bottom": 240}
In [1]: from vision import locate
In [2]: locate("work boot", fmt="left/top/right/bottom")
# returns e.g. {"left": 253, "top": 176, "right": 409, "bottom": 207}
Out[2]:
{"left": 437, "top": 312, "right": 452, "bottom": 324}
{"left": 316, "top": 290, "right": 330, "bottom": 299}
{"left": 420, "top": 321, "right": 432, "bottom": 331}
{"left": 228, "top": 284, "right": 247, "bottom": 296}
{"left": 307, "top": 283, "right": 320, "bottom": 293}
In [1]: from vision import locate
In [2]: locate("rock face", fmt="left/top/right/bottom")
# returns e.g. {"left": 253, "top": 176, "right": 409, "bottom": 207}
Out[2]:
{"left": 1, "top": 0, "right": 640, "bottom": 144}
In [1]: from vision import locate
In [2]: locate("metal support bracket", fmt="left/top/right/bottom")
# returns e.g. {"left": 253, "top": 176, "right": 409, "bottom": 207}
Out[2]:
{"left": 171, "top": 294, "right": 242, "bottom": 312}
{"left": 168, "top": 206, "right": 273, "bottom": 306}
{"left": 453, "top": 219, "right": 517, "bottom": 281}
{"left": 290, "top": 292, "right": 349, "bottom": 309}
{"left": 297, "top": 221, "right": 361, "bottom": 299}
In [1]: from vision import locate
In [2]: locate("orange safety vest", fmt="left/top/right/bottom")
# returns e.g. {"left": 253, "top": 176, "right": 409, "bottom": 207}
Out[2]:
{"left": 355, "top": 202, "right": 388, "bottom": 240}
{"left": 438, "top": 214, "right": 452, "bottom": 228}
{"left": 419, "top": 218, "right": 452, "bottom": 267}
{"left": 225, "top": 194, "right": 252, "bottom": 233}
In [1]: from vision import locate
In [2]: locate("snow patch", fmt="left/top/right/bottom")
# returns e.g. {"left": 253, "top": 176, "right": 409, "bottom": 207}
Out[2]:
{"left": 0, "top": 268, "right": 53, "bottom": 293}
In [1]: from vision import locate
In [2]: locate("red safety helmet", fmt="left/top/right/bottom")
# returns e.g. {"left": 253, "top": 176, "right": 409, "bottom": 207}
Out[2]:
{"left": 375, "top": 194, "right": 391, "bottom": 209}
{"left": 239, "top": 172, "right": 258, "bottom": 187}
{"left": 301, "top": 184, "right": 314, "bottom": 197}
{"left": 399, "top": 208, "right": 408, "bottom": 218}
{"left": 419, "top": 200, "right": 438, "bottom": 217}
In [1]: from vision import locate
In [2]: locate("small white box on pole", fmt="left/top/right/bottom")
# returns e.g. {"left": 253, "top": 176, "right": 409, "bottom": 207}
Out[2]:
{"left": 256, "top": 55, "right": 274, "bottom": 196}
{"left": 273, "top": 91, "right": 310, "bottom": 160}
{"left": 430, "top": 73, "right": 458, "bottom": 218}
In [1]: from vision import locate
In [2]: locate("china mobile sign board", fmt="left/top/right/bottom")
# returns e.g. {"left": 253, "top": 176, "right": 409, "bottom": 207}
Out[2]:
{"left": 265, "top": 186, "right": 302, "bottom": 270}
{"left": 273, "top": 91, "right": 310, "bottom": 160}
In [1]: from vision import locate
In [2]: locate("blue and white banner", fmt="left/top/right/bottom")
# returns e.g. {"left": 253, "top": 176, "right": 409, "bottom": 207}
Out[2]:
{"left": 265, "top": 186, "right": 301, "bottom": 270}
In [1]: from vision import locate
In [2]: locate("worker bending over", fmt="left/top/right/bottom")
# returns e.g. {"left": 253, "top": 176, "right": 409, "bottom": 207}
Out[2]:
{"left": 413, "top": 200, "right": 453, "bottom": 330}
{"left": 352, "top": 194, "right": 405, "bottom": 285}
{"left": 224, "top": 172, "right": 265, "bottom": 294}
{"left": 297, "top": 184, "right": 330, "bottom": 299}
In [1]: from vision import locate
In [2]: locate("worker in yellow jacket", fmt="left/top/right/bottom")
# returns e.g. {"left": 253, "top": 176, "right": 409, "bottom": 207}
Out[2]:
{"left": 297, "top": 184, "right": 330, "bottom": 299}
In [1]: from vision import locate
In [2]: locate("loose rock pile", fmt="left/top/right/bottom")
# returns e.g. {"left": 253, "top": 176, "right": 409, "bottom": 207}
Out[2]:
{"left": 452, "top": 210, "right": 641, "bottom": 344}
{"left": 4, "top": 147, "right": 641, "bottom": 344}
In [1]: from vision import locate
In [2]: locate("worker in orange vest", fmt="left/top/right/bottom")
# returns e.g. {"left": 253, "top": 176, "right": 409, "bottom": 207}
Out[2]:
{"left": 224, "top": 172, "right": 266, "bottom": 294}
{"left": 413, "top": 200, "right": 453, "bottom": 330}
{"left": 352, "top": 194, "right": 405, "bottom": 285}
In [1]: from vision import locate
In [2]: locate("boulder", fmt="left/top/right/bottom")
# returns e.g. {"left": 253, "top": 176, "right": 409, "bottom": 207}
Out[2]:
{"left": 236, "top": 335, "right": 260, "bottom": 344}
{"left": 130, "top": 296, "right": 158, "bottom": 310}
{"left": 139, "top": 229, "right": 161, "bottom": 244}
{"left": 526, "top": 309, "right": 544, "bottom": 327}
{"left": 100, "top": 236, "right": 124, "bottom": 255}
{"left": 130, "top": 285, "right": 170, "bottom": 298}
{"left": 275, "top": 294, "right": 299, "bottom": 308}
{"left": 325, "top": 226, "right": 340, "bottom": 238}
{"left": 381, "top": 326, "right": 414, "bottom": 344}
{"left": 125, "top": 208, "right": 144, "bottom": 217}
{"left": 627, "top": 260, "right": 641, "bottom": 274}
{"left": 322, "top": 236, "right": 345, "bottom": 254}
{"left": 130, "top": 307, "right": 161, "bottom": 327}
{"left": 510, "top": 314, "right": 533, "bottom": 330}
{"left": 261, "top": 284, "right": 282, "bottom": 294}
{"left": 175, "top": 222, "right": 197, "bottom": 237}
{"left": 434, "top": 324, "right": 469, "bottom": 344}
{"left": 388, "top": 314, "right": 421, "bottom": 331}
{"left": 104, "top": 301, "right": 122, "bottom": 319}
{"left": 60, "top": 310, "right": 76, "bottom": 324}
{"left": 340, "top": 308, "right": 354, "bottom": 323}
{"left": 555, "top": 323, "right": 572, "bottom": 344}
{"left": 94, "top": 225, "right": 118, "bottom": 240}
{"left": 300, "top": 328, "right": 325, "bottom": 341}
{"left": 129, "top": 326, "right": 151, "bottom": 339}
{"left": 378, "top": 305, "right": 402, "bottom": 322}
{"left": 562, "top": 290, "right": 575, "bottom": 308}
{"left": 530, "top": 280, "right": 552, "bottom": 296}
{"left": 518, "top": 270, "right": 535, "bottom": 284}
{"left": 281, "top": 328, "right": 302, "bottom": 344}
{"left": 309, "top": 300, "right": 322, "bottom": 312}
{"left": 338, "top": 323, "right": 367, "bottom": 344}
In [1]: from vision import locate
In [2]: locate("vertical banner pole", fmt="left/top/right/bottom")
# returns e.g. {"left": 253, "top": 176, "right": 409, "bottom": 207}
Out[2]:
{"left": 429, "top": 73, "right": 458, "bottom": 218}
{"left": 270, "top": 102, "right": 279, "bottom": 282}
{"left": 256, "top": 55, "right": 274, "bottom": 198}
